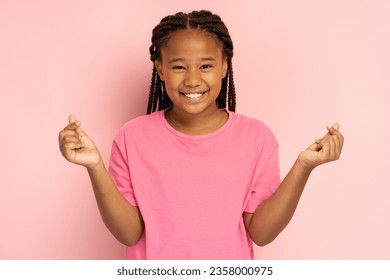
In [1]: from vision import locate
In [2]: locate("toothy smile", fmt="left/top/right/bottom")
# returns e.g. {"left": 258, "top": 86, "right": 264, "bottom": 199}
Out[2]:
{"left": 181, "top": 92, "right": 205, "bottom": 99}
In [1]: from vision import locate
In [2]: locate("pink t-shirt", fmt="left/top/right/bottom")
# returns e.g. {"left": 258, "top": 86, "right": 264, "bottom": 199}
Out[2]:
{"left": 109, "top": 110, "right": 280, "bottom": 259}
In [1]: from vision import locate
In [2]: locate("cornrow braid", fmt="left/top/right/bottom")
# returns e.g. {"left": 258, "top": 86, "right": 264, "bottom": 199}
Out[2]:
{"left": 146, "top": 10, "right": 236, "bottom": 114}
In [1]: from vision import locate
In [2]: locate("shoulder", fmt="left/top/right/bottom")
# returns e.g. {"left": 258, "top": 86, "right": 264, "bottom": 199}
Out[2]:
{"left": 229, "top": 111, "right": 277, "bottom": 143}
{"left": 114, "top": 111, "right": 162, "bottom": 142}
{"left": 121, "top": 112, "right": 158, "bottom": 129}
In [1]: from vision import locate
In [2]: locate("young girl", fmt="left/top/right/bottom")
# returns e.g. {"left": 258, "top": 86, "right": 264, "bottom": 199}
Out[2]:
{"left": 58, "top": 10, "right": 343, "bottom": 260}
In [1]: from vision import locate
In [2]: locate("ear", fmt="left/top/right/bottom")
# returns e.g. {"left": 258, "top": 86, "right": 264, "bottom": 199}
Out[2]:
{"left": 154, "top": 60, "right": 164, "bottom": 81}
{"left": 222, "top": 57, "right": 228, "bottom": 78}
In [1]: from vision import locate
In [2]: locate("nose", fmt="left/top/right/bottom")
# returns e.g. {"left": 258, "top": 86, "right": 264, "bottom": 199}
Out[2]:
{"left": 184, "top": 68, "right": 201, "bottom": 87}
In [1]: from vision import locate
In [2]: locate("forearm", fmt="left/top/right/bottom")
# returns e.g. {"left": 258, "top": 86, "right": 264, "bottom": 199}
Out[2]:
{"left": 245, "top": 123, "right": 343, "bottom": 246}
{"left": 246, "top": 160, "right": 312, "bottom": 246}
{"left": 87, "top": 161, "right": 144, "bottom": 246}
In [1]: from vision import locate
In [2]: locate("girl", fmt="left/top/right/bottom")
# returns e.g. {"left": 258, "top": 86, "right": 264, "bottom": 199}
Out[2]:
{"left": 58, "top": 10, "right": 343, "bottom": 260}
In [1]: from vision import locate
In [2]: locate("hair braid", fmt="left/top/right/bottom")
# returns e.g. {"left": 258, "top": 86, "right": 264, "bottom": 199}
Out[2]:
{"left": 227, "top": 59, "right": 236, "bottom": 111}
{"left": 147, "top": 66, "right": 157, "bottom": 113}
{"left": 146, "top": 10, "right": 236, "bottom": 114}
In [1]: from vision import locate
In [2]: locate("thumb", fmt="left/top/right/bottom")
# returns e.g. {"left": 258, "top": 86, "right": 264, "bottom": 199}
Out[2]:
{"left": 68, "top": 114, "right": 86, "bottom": 136}
{"left": 68, "top": 114, "right": 78, "bottom": 124}
{"left": 332, "top": 122, "right": 340, "bottom": 131}
{"left": 326, "top": 122, "right": 340, "bottom": 134}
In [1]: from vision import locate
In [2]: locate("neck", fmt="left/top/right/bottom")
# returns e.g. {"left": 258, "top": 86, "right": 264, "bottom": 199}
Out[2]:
{"left": 165, "top": 107, "right": 228, "bottom": 136}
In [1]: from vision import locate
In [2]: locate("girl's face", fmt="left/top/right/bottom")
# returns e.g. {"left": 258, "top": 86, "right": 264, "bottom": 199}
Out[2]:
{"left": 155, "top": 29, "right": 228, "bottom": 117}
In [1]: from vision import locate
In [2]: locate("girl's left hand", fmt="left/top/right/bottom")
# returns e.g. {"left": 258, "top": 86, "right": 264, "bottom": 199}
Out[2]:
{"left": 297, "top": 123, "right": 344, "bottom": 171}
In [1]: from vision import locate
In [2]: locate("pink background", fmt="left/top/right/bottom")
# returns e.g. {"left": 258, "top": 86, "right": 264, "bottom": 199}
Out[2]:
{"left": 1, "top": 0, "right": 389, "bottom": 259}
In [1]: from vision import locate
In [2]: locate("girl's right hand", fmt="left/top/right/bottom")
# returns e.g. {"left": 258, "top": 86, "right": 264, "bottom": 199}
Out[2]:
{"left": 58, "top": 114, "right": 102, "bottom": 170}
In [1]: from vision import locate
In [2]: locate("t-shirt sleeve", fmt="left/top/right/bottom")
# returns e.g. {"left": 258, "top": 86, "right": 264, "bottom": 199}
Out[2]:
{"left": 108, "top": 129, "right": 138, "bottom": 206}
{"left": 244, "top": 137, "right": 281, "bottom": 213}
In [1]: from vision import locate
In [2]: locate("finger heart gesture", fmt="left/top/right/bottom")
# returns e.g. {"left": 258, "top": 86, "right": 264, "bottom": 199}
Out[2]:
{"left": 58, "top": 114, "right": 102, "bottom": 170}
{"left": 298, "top": 123, "right": 344, "bottom": 170}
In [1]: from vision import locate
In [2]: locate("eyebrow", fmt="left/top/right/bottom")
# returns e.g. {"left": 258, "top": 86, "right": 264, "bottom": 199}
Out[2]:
{"left": 167, "top": 57, "right": 217, "bottom": 63}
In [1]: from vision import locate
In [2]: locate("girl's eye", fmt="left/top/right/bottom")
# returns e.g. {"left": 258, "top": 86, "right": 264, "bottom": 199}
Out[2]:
{"left": 172, "top": 66, "right": 185, "bottom": 70}
{"left": 200, "top": 64, "right": 212, "bottom": 70}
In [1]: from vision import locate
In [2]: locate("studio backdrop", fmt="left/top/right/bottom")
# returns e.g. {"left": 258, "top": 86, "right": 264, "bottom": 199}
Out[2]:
{"left": 0, "top": 0, "right": 389, "bottom": 259}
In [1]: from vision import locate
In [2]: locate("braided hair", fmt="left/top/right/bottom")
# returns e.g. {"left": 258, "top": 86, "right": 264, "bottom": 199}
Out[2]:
{"left": 146, "top": 10, "right": 236, "bottom": 114}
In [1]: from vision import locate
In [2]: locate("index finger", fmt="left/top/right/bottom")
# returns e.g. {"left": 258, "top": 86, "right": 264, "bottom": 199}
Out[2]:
{"left": 327, "top": 123, "right": 344, "bottom": 146}
{"left": 316, "top": 122, "right": 341, "bottom": 142}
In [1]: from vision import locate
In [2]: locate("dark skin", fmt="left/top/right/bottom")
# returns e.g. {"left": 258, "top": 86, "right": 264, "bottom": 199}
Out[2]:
{"left": 154, "top": 29, "right": 229, "bottom": 136}
{"left": 58, "top": 29, "right": 344, "bottom": 247}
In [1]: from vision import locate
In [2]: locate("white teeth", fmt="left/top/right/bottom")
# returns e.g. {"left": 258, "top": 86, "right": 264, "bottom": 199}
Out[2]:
{"left": 184, "top": 93, "right": 203, "bottom": 99}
